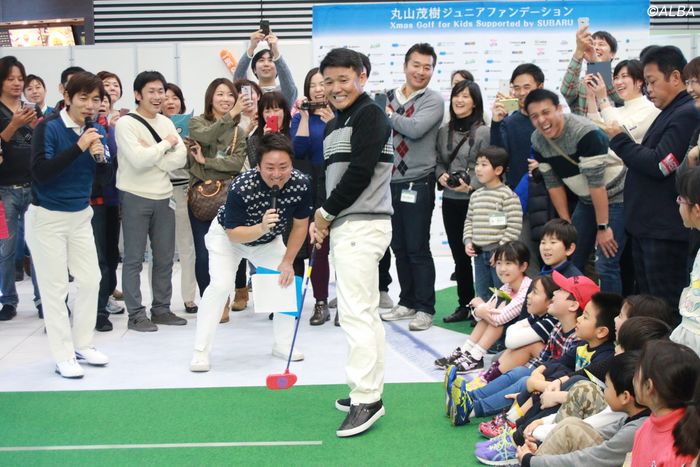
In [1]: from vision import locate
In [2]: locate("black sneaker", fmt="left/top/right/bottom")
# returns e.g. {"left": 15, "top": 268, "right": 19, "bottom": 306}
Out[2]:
{"left": 454, "top": 353, "right": 484, "bottom": 373}
{"left": 443, "top": 306, "right": 472, "bottom": 323}
{"left": 0, "top": 304, "right": 17, "bottom": 321}
{"left": 336, "top": 400, "right": 385, "bottom": 437}
{"left": 434, "top": 347, "right": 463, "bottom": 369}
{"left": 95, "top": 314, "right": 113, "bottom": 332}
{"left": 335, "top": 398, "right": 350, "bottom": 413}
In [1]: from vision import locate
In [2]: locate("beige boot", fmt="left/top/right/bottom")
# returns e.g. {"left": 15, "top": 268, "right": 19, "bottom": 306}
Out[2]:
{"left": 230, "top": 287, "right": 249, "bottom": 312}
{"left": 220, "top": 297, "right": 231, "bottom": 323}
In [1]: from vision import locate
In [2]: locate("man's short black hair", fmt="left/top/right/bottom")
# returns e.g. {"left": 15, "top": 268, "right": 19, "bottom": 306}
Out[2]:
{"left": 358, "top": 52, "right": 372, "bottom": 77}
{"left": 541, "top": 219, "right": 577, "bottom": 249}
{"left": 642, "top": 45, "right": 687, "bottom": 80}
{"left": 61, "top": 66, "right": 86, "bottom": 86}
{"left": 589, "top": 292, "right": 622, "bottom": 343}
{"left": 511, "top": 63, "right": 544, "bottom": 85}
{"left": 404, "top": 43, "right": 437, "bottom": 67}
{"left": 592, "top": 30, "right": 618, "bottom": 54}
{"left": 133, "top": 71, "right": 167, "bottom": 104}
{"left": 524, "top": 88, "right": 559, "bottom": 114}
{"left": 64, "top": 71, "right": 106, "bottom": 102}
{"left": 24, "top": 74, "right": 46, "bottom": 90}
{"left": 320, "top": 48, "right": 364, "bottom": 77}
{"left": 476, "top": 146, "right": 509, "bottom": 180}
{"left": 257, "top": 133, "right": 294, "bottom": 164}
{"left": 251, "top": 49, "right": 274, "bottom": 79}
{"left": 0, "top": 56, "right": 26, "bottom": 87}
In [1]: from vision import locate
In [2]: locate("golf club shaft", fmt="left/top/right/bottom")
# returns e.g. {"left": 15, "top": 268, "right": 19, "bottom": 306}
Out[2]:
{"left": 285, "top": 247, "right": 317, "bottom": 371}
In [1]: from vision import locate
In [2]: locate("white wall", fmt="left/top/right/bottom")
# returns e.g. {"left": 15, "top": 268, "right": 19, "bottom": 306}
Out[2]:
{"left": 0, "top": 40, "right": 313, "bottom": 114}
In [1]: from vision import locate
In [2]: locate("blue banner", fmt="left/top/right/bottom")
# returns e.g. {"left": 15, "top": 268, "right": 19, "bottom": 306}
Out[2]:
{"left": 313, "top": 0, "right": 649, "bottom": 36}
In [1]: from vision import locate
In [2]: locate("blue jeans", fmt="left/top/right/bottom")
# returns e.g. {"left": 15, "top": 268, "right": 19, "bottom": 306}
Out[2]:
{"left": 188, "top": 207, "right": 213, "bottom": 296}
{"left": 471, "top": 365, "right": 532, "bottom": 417}
{"left": 473, "top": 250, "right": 502, "bottom": 301}
{"left": 571, "top": 201, "right": 626, "bottom": 294}
{"left": 0, "top": 186, "right": 40, "bottom": 307}
{"left": 390, "top": 176, "right": 436, "bottom": 314}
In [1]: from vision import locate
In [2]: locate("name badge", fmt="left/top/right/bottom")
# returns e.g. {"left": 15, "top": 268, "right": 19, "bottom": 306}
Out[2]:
{"left": 400, "top": 181, "right": 418, "bottom": 204}
{"left": 489, "top": 211, "right": 507, "bottom": 226}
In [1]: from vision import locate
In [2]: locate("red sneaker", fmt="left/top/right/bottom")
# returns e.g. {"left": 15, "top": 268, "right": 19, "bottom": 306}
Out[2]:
{"left": 479, "top": 412, "right": 515, "bottom": 438}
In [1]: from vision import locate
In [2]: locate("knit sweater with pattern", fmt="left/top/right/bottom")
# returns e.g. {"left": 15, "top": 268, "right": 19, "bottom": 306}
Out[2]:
{"left": 387, "top": 86, "right": 444, "bottom": 183}
{"left": 463, "top": 183, "right": 522, "bottom": 249}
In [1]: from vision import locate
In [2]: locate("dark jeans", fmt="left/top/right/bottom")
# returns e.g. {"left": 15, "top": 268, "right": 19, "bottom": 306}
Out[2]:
{"left": 91, "top": 205, "right": 110, "bottom": 315}
{"left": 442, "top": 197, "right": 475, "bottom": 307}
{"left": 390, "top": 175, "right": 436, "bottom": 314}
{"left": 0, "top": 185, "right": 40, "bottom": 308}
{"left": 378, "top": 248, "right": 392, "bottom": 292}
{"left": 105, "top": 205, "right": 120, "bottom": 293}
{"left": 189, "top": 208, "right": 246, "bottom": 295}
{"left": 571, "top": 202, "right": 626, "bottom": 294}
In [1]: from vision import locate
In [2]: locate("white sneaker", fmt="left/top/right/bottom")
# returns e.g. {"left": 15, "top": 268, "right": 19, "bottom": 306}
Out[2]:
{"left": 380, "top": 305, "right": 416, "bottom": 322}
{"left": 272, "top": 346, "right": 304, "bottom": 362}
{"left": 190, "top": 351, "right": 210, "bottom": 372}
{"left": 106, "top": 297, "right": 125, "bottom": 315}
{"left": 409, "top": 311, "right": 433, "bottom": 331}
{"left": 75, "top": 347, "right": 109, "bottom": 366}
{"left": 55, "top": 358, "right": 85, "bottom": 378}
{"left": 379, "top": 291, "right": 394, "bottom": 309}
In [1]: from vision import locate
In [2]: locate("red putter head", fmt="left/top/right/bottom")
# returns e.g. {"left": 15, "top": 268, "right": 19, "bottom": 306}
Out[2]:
{"left": 266, "top": 369, "right": 297, "bottom": 390}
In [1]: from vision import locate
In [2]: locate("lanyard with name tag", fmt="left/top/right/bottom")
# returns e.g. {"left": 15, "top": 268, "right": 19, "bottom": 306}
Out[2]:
{"left": 400, "top": 182, "right": 417, "bottom": 204}
{"left": 489, "top": 211, "right": 507, "bottom": 226}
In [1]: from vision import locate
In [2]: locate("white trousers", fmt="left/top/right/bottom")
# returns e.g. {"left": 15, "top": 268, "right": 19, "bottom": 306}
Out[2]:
{"left": 172, "top": 185, "right": 197, "bottom": 303}
{"left": 193, "top": 221, "right": 296, "bottom": 354}
{"left": 331, "top": 218, "right": 392, "bottom": 404}
{"left": 25, "top": 205, "right": 101, "bottom": 362}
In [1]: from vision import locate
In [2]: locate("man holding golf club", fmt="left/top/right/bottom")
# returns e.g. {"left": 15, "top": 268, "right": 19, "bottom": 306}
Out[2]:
{"left": 190, "top": 133, "right": 312, "bottom": 372}
{"left": 311, "top": 48, "right": 393, "bottom": 437}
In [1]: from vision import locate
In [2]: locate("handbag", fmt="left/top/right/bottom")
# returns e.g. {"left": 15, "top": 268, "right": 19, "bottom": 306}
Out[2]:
{"left": 187, "top": 128, "right": 239, "bottom": 222}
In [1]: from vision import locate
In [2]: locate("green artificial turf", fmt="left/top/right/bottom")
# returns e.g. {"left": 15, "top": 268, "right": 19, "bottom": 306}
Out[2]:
{"left": 433, "top": 286, "right": 475, "bottom": 335}
{"left": 0, "top": 382, "right": 489, "bottom": 466}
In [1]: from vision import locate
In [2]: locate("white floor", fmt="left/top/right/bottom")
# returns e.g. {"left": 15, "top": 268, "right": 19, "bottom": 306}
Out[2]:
{"left": 0, "top": 255, "right": 470, "bottom": 393}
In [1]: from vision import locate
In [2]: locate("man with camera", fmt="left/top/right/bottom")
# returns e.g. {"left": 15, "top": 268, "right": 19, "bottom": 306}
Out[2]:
{"left": 233, "top": 25, "right": 297, "bottom": 108}
{"left": 115, "top": 71, "right": 188, "bottom": 332}
{"left": 379, "top": 43, "right": 444, "bottom": 331}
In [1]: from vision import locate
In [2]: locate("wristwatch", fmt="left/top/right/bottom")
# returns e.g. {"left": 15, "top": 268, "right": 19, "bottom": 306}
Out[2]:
{"left": 597, "top": 223, "right": 609, "bottom": 231}
{"left": 319, "top": 207, "right": 335, "bottom": 222}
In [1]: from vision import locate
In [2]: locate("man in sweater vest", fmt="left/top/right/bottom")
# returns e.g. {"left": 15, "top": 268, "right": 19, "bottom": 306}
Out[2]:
{"left": 115, "top": 71, "right": 188, "bottom": 332}
{"left": 526, "top": 89, "right": 626, "bottom": 294}
{"left": 607, "top": 46, "right": 700, "bottom": 319}
{"left": 379, "top": 43, "right": 444, "bottom": 332}
{"left": 311, "top": 48, "right": 393, "bottom": 437}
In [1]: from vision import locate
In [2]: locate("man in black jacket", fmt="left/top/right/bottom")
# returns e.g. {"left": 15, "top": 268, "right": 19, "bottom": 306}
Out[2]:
{"left": 607, "top": 46, "right": 700, "bottom": 320}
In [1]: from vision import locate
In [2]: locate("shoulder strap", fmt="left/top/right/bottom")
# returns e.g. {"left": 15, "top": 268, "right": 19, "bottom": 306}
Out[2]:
{"left": 448, "top": 133, "right": 470, "bottom": 164}
{"left": 127, "top": 113, "right": 162, "bottom": 143}
{"left": 545, "top": 137, "right": 579, "bottom": 167}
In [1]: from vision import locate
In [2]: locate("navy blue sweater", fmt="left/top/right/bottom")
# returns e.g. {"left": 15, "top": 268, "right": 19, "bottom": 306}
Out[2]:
{"left": 490, "top": 111, "right": 534, "bottom": 189}
{"left": 31, "top": 113, "right": 108, "bottom": 212}
{"left": 610, "top": 91, "right": 700, "bottom": 241}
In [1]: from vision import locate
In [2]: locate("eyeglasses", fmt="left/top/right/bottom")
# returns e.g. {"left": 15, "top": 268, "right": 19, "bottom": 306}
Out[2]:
{"left": 677, "top": 195, "right": 691, "bottom": 206}
{"left": 686, "top": 79, "right": 699, "bottom": 87}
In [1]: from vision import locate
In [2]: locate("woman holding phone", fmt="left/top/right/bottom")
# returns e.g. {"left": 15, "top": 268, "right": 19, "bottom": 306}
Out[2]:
{"left": 188, "top": 78, "right": 250, "bottom": 321}
{"left": 585, "top": 59, "right": 659, "bottom": 143}
{"left": 290, "top": 67, "right": 335, "bottom": 325}
{"left": 246, "top": 91, "right": 291, "bottom": 167}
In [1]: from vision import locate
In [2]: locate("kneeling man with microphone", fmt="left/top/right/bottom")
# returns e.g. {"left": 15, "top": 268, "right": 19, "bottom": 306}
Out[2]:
{"left": 190, "top": 133, "right": 312, "bottom": 372}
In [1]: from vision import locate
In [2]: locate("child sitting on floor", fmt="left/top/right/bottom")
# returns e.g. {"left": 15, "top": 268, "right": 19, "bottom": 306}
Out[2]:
{"left": 437, "top": 241, "right": 532, "bottom": 373}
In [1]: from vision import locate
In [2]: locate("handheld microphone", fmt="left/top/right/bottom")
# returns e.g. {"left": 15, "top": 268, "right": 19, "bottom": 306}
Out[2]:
{"left": 84, "top": 116, "right": 94, "bottom": 129}
{"left": 270, "top": 185, "right": 280, "bottom": 211}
